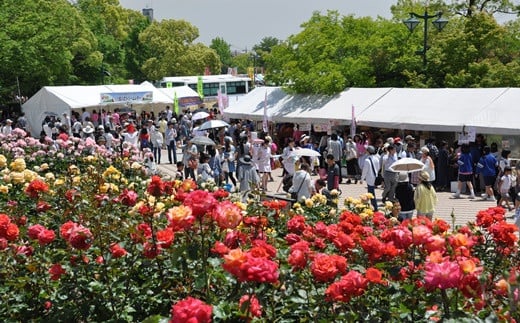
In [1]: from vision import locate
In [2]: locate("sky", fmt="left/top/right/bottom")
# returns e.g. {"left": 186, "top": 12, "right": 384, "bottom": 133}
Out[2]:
{"left": 119, "top": 0, "right": 397, "bottom": 52}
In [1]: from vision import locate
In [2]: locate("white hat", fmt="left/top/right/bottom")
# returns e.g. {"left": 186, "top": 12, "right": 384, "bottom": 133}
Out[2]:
{"left": 5, "top": 119, "right": 12, "bottom": 124}
{"left": 83, "top": 125, "right": 94, "bottom": 134}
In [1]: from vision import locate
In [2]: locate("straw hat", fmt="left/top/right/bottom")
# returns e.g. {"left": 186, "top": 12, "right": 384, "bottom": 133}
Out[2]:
{"left": 419, "top": 170, "right": 430, "bottom": 182}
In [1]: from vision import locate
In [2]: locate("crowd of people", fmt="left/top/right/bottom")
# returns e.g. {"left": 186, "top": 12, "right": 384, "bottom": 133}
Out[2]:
{"left": 1, "top": 108, "right": 518, "bottom": 221}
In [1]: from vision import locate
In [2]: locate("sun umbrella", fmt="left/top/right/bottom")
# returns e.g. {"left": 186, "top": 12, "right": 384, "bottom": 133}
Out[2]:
{"left": 389, "top": 158, "right": 424, "bottom": 173}
{"left": 198, "top": 119, "right": 230, "bottom": 131}
{"left": 189, "top": 136, "right": 216, "bottom": 146}
{"left": 290, "top": 148, "right": 322, "bottom": 158}
{"left": 192, "top": 111, "right": 209, "bottom": 121}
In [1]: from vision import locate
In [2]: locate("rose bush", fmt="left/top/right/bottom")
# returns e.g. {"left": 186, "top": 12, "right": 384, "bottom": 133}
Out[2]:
{"left": 0, "top": 129, "right": 518, "bottom": 322}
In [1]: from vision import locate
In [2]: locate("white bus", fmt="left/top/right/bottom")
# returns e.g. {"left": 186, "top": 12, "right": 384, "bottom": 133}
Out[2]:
{"left": 159, "top": 74, "right": 252, "bottom": 102}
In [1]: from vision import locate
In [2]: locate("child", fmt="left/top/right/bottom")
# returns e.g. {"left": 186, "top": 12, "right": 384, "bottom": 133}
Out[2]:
{"left": 175, "top": 161, "right": 185, "bottom": 181}
{"left": 414, "top": 171, "right": 438, "bottom": 220}
{"left": 498, "top": 166, "right": 514, "bottom": 211}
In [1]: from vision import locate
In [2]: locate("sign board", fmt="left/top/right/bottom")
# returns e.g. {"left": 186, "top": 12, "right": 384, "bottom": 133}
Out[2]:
{"left": 100, "top": 91, "right": 153, "bottom": 104}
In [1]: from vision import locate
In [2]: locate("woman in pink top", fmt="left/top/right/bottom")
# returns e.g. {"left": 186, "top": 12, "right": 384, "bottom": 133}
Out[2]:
{"left": 91, "top": 110, "right": 99, "bottom": 127}
{"left": 354, "top": 134, "right": 368, "bottom": 172}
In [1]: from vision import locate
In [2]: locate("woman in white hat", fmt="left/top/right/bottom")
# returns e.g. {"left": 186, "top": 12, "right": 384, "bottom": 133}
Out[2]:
{"left": 414, "top": 170, "right": 438, "bottom": 219}
{"left": 82, "top": 125, "right": 95, "bottom": 139}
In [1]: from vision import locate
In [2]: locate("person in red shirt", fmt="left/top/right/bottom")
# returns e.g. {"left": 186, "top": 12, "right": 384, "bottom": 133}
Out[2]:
{"left": 57, "top": 126, "right": 69, "bottom": 141}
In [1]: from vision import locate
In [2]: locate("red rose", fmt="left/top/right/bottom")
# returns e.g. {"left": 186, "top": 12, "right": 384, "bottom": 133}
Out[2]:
{"left": 326, "top": 270, "right": 368, "bottom": 302}
{"left": 5, "top": 223, "right": 19, "bottom": 241}
{"left": 365, "top": 267, "right": 384, "bottom": 284}
{"left": 143, "top": 242, "right": 161, "bottom": 259}
{"left": 288, "top": 249, "right": 308, "bottom": 270}
{"left": 240, "top": 254, "right": 279, "bottom": 283}
{"left": 69, "top": 225, "right": 93, "bottom": 250}
{"left": 287, "top": 215, "right": 307, "bottom": 234}
{"left": 27, "top": 224, "right": 45, "bottom": 240}
{"left": 60, "top": 221, "right": 76, "bottom": 240}
{"left": 109, "top": 243, "right": 127, "bottom": 258}
{"left": 36, "top": 200, "right": 51, "bottom": 212}
{"left": 49, "top": 263, "right": 66, "bottom": 281}
{"left": 157, "top": 228, "right": 175, "bottom": 248}
{"left": 184, "top": 190, "right": 217, "bottom": 219}
{"left": 131, "top": 223, "right": 152, "bottom": 243}
{"left": 249, "top": 240, "right": 277, "bottom": 259}
{"left": 65, "top": 189, "right": 79, "bottom": 203}
{"left": 15, "top": 245, "right": 34, "bottom": 257}
{"left": 147, "top": 175, "right": 165, "bottom": 197}
{"left": 239, "top": 294, "right": 262, "bottom": 318}
{"left": 38, "top": 228, "right": 56, "bottom": 246}
{"left": 117, "top": 189, "right": 139, "bottom": 206}
{"left": 310, "top": 253, "right": 347, "bottom": 283}
{"left": 211, "top": 241, "right": 229, "bottom": 255}
{"left": 25, "top": 179, "right": 49, "bottom": 198}
{"left": 0, "top": 238, "right": 8, "bottom": 250}
{"left": 212, "top": 201, "right": 242, "bottom": 229}
{"left": 170, "top": 297, "right": 212, "bottom": 323}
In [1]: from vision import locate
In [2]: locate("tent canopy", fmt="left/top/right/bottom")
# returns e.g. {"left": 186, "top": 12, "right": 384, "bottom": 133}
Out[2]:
{"left": 224, "top": 86, "right": 520, "bottom": 135}
{"left": 22, "top": 83, "right": 191, "bottom": 135}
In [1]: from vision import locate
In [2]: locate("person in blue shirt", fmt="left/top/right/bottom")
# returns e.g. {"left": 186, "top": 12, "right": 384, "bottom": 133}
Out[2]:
{"left": 475, "top": 146, "right": 497, "bottom": 201}
{"left": 453, "top": 143, "right": 476, "bottom": 199}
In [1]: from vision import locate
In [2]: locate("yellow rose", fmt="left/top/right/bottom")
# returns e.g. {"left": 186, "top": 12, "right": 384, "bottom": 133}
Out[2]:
{"left": 235, "top": 202, "right": 247, "bottom": 210}
{"left": 103, "top": 165, "right": 121, "bottom": 177}
{"left": 155, "top": 202, "right": 165, "bottom": 212}
{"left": 84, "top": 155, "right": 96, "bottom": 163}
{"left": 72, "top": 176, "right": 81, "bottom": 185}
{"left": 0, "top": 185, "right": 9, "bottom": 193}
{"left": 23, "top": 170, "right": 38, "bottom": 182}
{"left": 40, "top": 163, "right": 49, "bottom": 171}
{"left": 0, "top": 155, "right": 7, "bottom": 168}
{"left": 10, "top": 158, "right": 26, "bottom": 172}
{"left": 33, "top": 166, "right": 41, "bottom": 172}
{"left": 54, "top": 179, "right": 65, "bottom": 186}
{"left": 305, "top": 198, "right": 314, "bottom": 208}
{"left": 68, "top": 165, "right": 80, "bottom": 175}
{"left": 329, "top": 208, "right": 337, "bottom": 217}
{"left": 10, "top": 171, "right": 25, "bottom": 184}
{"left": 131, "top": 162, "right": 142, "bottom": 170}
{"left": 45, "top": 173, "right": 55, "bottom": 181}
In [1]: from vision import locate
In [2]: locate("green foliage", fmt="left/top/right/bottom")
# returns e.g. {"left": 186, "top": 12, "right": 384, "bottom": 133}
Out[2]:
{"left": 210, "top": 37, "right": 233, "bottom": 74}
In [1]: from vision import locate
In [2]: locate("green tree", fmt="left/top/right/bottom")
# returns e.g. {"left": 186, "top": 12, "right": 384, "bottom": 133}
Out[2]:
{"left": 123, "top": 9, "right": 151, "bottom": 83}
{"left": 0, "top": 0, "right": 100, "bottom": 99}
{"left": 75, "top": 0, "right": 133, "bottom": 84}
{"left": 138, "top": 19, "right": 221, "bottom": 80}
{"left": 210, "top": 37, "right": 232, "bottom": 74}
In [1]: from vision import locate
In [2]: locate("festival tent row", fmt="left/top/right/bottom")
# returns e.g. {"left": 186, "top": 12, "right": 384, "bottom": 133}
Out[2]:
{"left": 22, "top": 83, "right": 200, "bottom": 136}
{"left": 224, "top": 86, "right": 520, "bottom": 135}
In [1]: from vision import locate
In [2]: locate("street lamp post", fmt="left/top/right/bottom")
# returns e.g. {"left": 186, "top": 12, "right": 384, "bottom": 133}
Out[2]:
{"left": 403, "top": 9, "right": 448, "bottom": 68}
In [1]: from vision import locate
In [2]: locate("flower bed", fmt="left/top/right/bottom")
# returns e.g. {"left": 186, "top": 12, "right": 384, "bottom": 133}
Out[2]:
{"left": 0, "top": 130, "right": 518, "bottom": 322}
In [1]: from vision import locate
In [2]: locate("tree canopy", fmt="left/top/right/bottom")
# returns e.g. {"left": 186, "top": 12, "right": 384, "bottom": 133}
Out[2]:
{"left": 2, "top": 0, "right": 520, "bottom": 103}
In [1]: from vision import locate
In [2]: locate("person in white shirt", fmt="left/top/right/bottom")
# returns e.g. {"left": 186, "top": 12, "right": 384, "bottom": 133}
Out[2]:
{"left": 2, "top": 119, "right": 13, "bottom": 135}
{"left": 150, "top": 127, "right": 164, "bottom": 164}
{"left": 381, "top": 144, "right": 399, "bottom": 203}
{"left": 165, "top": 122, "right": 178, "bottom": 164}
{"left": 361, "top": 145, "right": 381, "bottom": 210}
{"left": 290, "top": 163, "right": 313, "bottom": 201}
{"left": 81, "top": 108, "right": 91, "bottom": 123}
{"left": 121, "top": 123, "right": 139, "bottom": 148}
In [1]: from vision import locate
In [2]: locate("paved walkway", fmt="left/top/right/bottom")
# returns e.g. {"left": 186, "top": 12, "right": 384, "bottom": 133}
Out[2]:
{"left": 155, "top": 150, "right": 515, "bottom": 228}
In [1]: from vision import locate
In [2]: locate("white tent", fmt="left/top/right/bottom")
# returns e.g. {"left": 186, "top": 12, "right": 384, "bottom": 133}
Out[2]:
{"left": 224, "top": 86, "right": 520, "bottom": 135}
{"left": 23, "top": 83, "right": 177, "bottom": 136}
{"left": 355, "top": 88, "right": 509, "bottom": 133}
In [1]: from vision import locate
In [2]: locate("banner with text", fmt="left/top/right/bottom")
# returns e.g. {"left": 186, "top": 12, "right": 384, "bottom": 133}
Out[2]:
{"left": 100, "top": 91, "right": 153, "bottom": 104}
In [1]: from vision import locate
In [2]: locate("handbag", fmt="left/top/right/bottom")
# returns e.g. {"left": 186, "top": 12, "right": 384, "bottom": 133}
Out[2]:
{"left": 369, "top": 157, "right": 383, "bottom": 186}
{"left": 291, "top": 173, "right": 307, "bottom": 200}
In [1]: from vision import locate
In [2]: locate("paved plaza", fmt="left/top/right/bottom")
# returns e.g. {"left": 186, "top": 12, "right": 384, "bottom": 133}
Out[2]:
{"left": 156, "top": 151, "right": 516, "bottom": 228}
